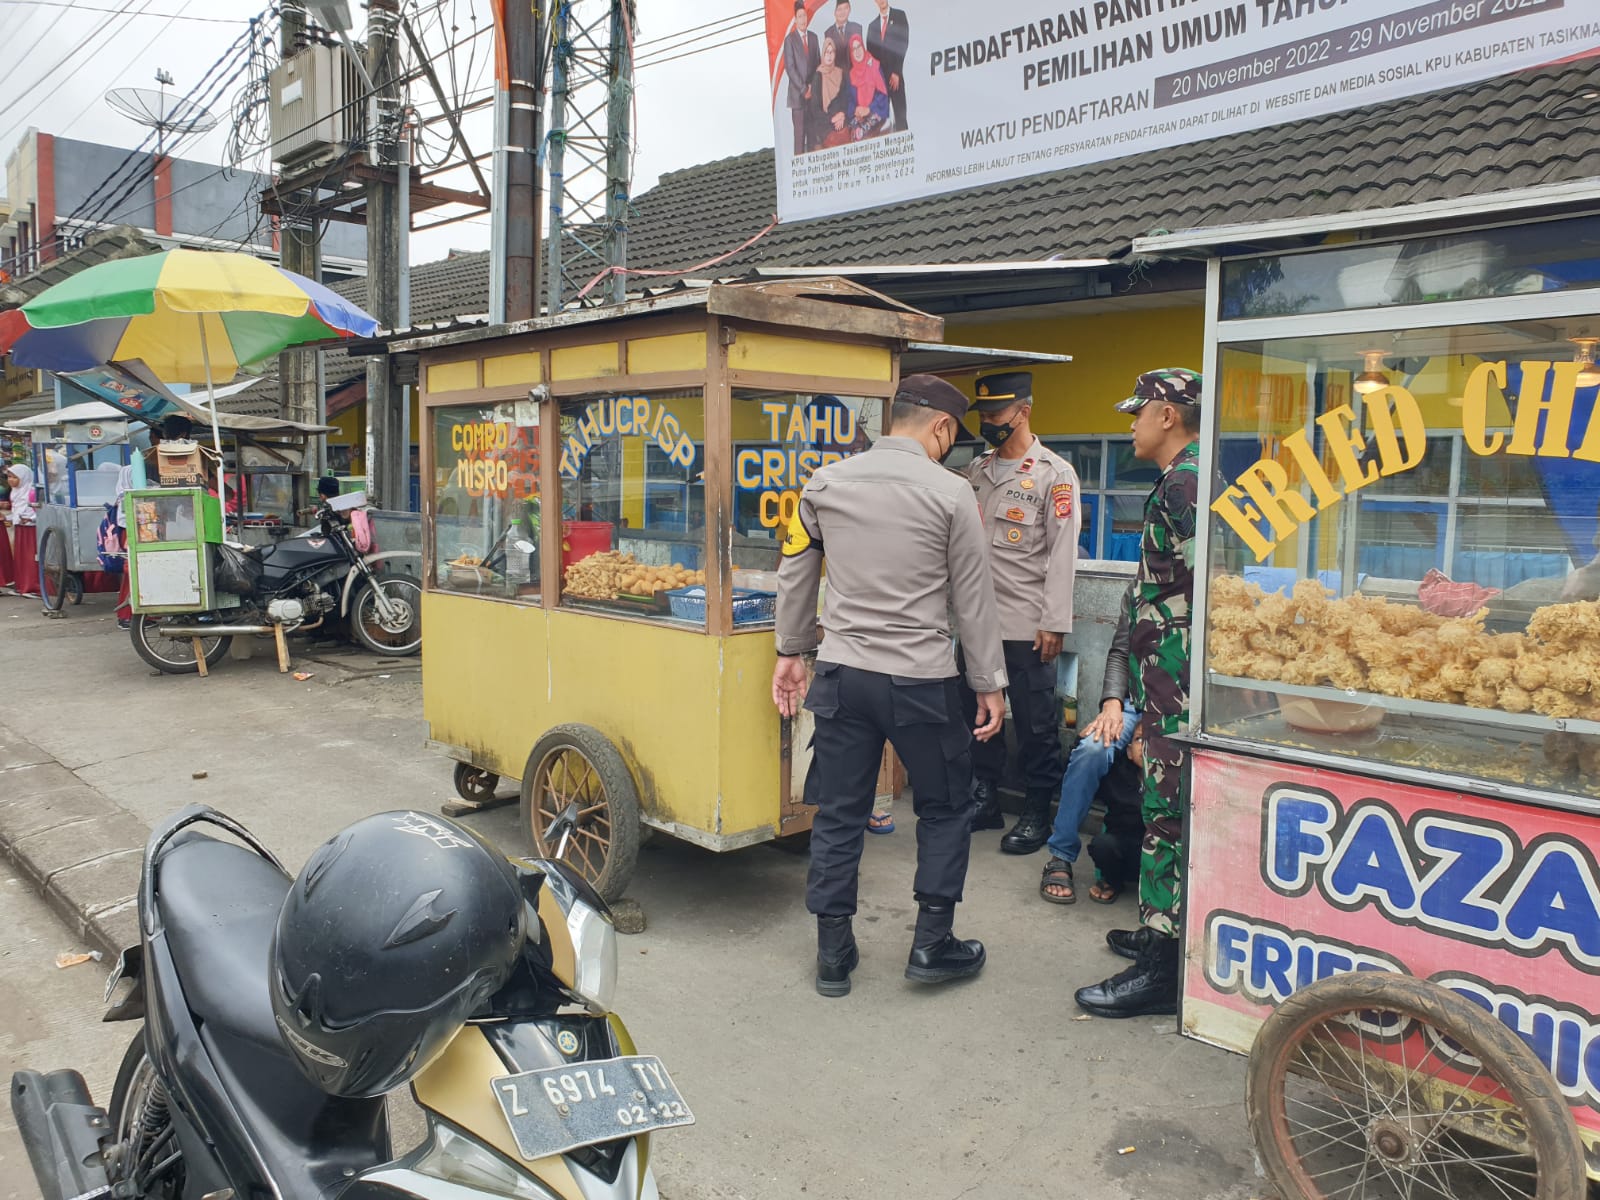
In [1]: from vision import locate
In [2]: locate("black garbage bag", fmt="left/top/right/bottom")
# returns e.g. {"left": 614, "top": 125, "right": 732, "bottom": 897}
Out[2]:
{"left": 212, "top": 543, "right": 263, "bottom": 597}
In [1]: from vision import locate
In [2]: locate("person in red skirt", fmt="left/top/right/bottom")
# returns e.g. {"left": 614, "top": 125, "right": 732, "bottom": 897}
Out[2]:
{"left": 5, "top": 463, "right": 38, "bottom": 596}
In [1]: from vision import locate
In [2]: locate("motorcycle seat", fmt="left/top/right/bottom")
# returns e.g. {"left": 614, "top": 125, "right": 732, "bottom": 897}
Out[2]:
{"left": 156, "top": 832, "right": 289, "bottom": 1049}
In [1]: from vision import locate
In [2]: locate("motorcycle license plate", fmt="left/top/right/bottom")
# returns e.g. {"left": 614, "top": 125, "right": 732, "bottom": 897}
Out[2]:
{"left": 491, "top": 1055, "right": 694, "bottom": 1160}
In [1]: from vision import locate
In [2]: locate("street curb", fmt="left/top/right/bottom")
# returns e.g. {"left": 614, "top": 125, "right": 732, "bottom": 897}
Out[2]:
{"left": 0, "top": 722, "right": 145, "bottom": 959}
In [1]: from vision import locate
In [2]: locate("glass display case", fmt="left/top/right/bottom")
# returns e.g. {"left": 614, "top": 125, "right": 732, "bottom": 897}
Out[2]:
{"left": 430, "top": 399, "right": 542, "bottom": 601}
{"left": 1199, "top": 302, "right": 1600, "bottom": 806}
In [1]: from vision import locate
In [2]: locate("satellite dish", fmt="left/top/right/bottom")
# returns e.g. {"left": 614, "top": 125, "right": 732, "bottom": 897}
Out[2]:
{"left": 106, "top": 86, "right": 219, "bottom": 152}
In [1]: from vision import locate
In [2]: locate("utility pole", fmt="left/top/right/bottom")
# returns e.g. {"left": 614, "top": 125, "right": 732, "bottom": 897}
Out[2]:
{"left": 364, "top": 0, "right": 407, "bottom": 510}
{"left": 603, "top": 1, "right": 631, "bottom": 306}
{"left": 503, "top": 0, "right": 544, "bottom": 322}
{"left": 277, "top": 0, "right": 324, "bottom": 492}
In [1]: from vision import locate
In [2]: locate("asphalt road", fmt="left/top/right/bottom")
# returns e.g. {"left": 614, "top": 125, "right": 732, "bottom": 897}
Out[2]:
{"left": 0, "top": 590, "right": 1265, "bottom": 1200}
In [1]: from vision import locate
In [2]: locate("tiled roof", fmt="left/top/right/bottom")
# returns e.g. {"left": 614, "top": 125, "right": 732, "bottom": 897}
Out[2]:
{"left": 621, "top": 57, "right": 1600, "bottom": 278}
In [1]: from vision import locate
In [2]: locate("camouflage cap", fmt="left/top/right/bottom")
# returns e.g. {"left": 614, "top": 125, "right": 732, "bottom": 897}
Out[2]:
{"left": 1115, "top": 368, "right": 1203, "bottom": 414}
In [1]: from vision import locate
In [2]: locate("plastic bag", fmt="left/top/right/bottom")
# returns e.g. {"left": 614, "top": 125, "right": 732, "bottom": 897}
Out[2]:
{"left": 351, "top": 508, "right": 373, "bottom": 555}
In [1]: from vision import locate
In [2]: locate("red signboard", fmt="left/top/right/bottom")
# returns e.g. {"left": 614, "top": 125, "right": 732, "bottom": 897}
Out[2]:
{"left": 1184, "top": 748, "right": 1600, "bottom": 1160}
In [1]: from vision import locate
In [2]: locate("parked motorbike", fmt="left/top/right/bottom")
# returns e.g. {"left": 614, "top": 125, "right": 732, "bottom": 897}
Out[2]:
{"left": 9, "top": 802, "right": 690, "bottom": 1199}
{"left": 129, "top": 501, "right": 421, "bottom": 675}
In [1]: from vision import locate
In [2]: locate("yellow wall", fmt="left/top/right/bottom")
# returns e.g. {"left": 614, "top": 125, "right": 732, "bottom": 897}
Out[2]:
{"left": 946, "top": 304, "right": 1206, "bottom": 436}
{"left": 422, "top": 593, "right": 783, "bottom": 839}
{"left": 327, "top": 391, "right": 424, "bottom": 473}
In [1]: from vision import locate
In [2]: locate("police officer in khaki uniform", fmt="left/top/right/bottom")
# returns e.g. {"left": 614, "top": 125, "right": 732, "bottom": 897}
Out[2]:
{"left": 773, "top": 374, "right": 1008, "bottom": 998}
{"left": 960, "top": 372, "right": 1082, "bottom": 854}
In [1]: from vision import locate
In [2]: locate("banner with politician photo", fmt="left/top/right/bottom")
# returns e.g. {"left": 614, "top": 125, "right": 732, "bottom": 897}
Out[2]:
{"left": 763, "top": 0, "right": 1600, "bottom": 222}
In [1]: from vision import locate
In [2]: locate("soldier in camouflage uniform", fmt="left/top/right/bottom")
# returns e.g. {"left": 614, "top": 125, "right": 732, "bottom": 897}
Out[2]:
{"left": 1075, "top": 368, "right": 1202, "bottom": 1020}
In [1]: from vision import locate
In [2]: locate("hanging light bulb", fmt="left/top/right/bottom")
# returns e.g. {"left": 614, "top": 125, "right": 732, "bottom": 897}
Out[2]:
{"left": 1353, "top": 350, "right": 1389, "bottom": 395}
{"left": 1570, "top": 337, "right": 1600, "bottom": 389}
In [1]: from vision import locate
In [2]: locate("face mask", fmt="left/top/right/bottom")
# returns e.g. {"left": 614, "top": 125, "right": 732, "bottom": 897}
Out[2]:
{"left": 935, "top": 423, "right": 957, "bottom": 464}
{"left": 979, "top": 419, "right": 1015, "bottom": 448}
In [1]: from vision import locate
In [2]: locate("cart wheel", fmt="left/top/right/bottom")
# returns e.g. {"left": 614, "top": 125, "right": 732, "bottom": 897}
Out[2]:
{"left": 66, "top": 574, "right": 85, "bottom": 605}
{"left": 453, "top": 762, "right": 500, "bottom": 804}
{"left": 1247, "top": 972, "right": 1585, "bottom": 1200}
{"left": 38, "top": 528, "right": 68, "bottom": 613}
{"left": 520, "top": 724, "right": 641, "bottom": 904}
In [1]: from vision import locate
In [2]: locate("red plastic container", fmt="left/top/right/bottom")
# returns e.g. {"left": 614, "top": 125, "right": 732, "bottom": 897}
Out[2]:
{"left": 561, "top": 521, "right": 615, "bottom": 572}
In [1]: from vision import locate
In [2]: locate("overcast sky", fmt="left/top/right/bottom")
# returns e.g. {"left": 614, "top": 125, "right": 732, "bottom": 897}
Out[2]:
{"left": 0, "top": 0, "right": 774, "bottom": 266}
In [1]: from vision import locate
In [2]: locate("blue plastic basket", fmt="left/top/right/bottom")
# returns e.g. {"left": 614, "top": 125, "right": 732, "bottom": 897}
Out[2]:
{"left": 665, "top": 586, "right": 776, "bottom": 625}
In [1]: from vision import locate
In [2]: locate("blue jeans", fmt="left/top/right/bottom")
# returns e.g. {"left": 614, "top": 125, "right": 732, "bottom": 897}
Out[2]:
{"left": 1046, "top": 702, "right": 1138, "bottom": 863}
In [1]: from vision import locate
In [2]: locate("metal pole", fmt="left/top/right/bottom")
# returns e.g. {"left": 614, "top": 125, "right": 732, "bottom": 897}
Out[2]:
{"left": 363, "top": 0, "right": 404, "bottom": 510}
{"left": 488, "top": 88, "right": 509, "bottom": 325}
{"left": 604, "top": 0, "right": 632, "bottom": 306}
{"left": 545, "top": 3, "right": 569, "bottom": 315}
{"left": 504, "top": 0, "right": 544, "bottom": 322}
{"left": 276, "top": 0, "right": 321, "bottom": 518}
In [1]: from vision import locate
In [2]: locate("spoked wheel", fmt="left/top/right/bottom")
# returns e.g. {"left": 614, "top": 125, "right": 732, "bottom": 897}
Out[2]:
{"left": 129, "top": 614, "right": 233, "bottom": 675}
{"left": 520, "top": 724, "right": 641, "bottom": 904}
{"left": 38, "top": 527, "right": 68, "bottom": 614}
{"left": 349, "top": 574, "right": 422, "bottom": 655}
{"left": 1247, "top": 972, "right": 1585, "bottom": 1200}
{"left": 107, "top": 1032, "right": 185, "bottom": 1199}
{"left": 453, "top": 761, "right": 501, "bottom": 803}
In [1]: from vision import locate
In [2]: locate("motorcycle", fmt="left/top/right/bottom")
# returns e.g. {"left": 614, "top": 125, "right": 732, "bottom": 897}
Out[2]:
{"left": 9, "top": 801, "right": 690, "bottom": 1199}
{"left": 129, "top": 500, "right": 422, "bottom": 675}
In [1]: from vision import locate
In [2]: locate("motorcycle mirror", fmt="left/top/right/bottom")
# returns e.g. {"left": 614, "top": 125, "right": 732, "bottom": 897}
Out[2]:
{"left": 548, "top": 800, "right": 580, "bottom": 859}
{"left": 513, "top": 539, "right": 536, "bottom": 554}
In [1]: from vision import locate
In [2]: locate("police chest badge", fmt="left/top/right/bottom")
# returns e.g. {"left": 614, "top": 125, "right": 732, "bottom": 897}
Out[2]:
{"left": 1051, "top": 483, "right": 1074, "bottom": 519}
{"left": 1020, "top": 479, "right": 1035, "bottom": 491}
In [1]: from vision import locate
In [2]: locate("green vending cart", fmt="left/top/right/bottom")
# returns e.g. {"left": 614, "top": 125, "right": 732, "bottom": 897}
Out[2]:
{"left": 125, "top": 488, "right": 224, "bottom": 614}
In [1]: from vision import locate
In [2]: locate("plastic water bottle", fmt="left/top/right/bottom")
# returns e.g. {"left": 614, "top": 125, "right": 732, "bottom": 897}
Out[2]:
{"left": 129, "top": 447, "right": 146, "bottom": 488}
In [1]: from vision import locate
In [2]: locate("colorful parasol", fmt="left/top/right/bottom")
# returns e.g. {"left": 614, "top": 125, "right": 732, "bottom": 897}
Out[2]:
{"left": 0, "top": 248, "right": 377, "bottom": 379}
{"left": 0, "top": 249, "right": 379, "bottom": 526}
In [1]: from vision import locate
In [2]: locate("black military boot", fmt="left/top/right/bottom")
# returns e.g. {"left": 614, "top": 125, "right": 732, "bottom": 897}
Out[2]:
{"left": 815, "top": 915, "right": 859, "bottom": 998}
{"left": 1074, "top": 934, "right": 1179, "bottom": 1018}
{"left": 1106, "top": 926, "right": 1162, "bottom": 961}
{"left": 904, "top": 903, "right": 986, "bottom": 984}
{"left": 969, "top": 780, "right": 1005, "bottom": 832}
{"left": 1000, "top": 791, "right": 1053, "bottom": 855}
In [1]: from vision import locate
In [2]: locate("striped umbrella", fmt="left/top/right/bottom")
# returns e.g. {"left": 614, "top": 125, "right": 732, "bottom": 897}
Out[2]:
{"left": 0, "top": 248, "right": 379, "bottom": 520}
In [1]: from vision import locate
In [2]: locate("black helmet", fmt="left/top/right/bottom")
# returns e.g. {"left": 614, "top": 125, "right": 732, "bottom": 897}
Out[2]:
{"left": 270, "top": 811, "right": 525, "bottom": 1097}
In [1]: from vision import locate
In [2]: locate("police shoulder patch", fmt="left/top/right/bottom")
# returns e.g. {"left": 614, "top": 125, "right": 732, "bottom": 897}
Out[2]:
{"left": 781, "top": 511, "right": 814, "bottom": 557}
{"left": 1051, "top": 482, "right": 1074, "bottom": 519}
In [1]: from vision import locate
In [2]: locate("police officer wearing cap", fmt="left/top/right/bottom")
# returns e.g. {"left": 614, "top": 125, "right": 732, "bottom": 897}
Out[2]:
{"left": 960, "top": 371, "right": 1082, "bottom": 854}
{"left": 773, "top": 374, "right": 1008, "bottom": 998}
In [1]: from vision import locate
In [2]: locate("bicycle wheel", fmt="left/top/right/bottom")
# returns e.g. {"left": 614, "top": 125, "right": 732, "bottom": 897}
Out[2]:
{"left": 38, "top": 527, "right": 68, "bottom": 613}
{"left": 1248, "top": 972, "right": 1585, "bottom": 1200}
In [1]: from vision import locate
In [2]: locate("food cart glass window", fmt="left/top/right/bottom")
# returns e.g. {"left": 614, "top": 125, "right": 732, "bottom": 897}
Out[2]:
{"left": 1203, "top": 316, "right": 1600, "bottom": 804}
{"left": 431, "top": 401, "right": 542, "bottom": 602}
{"left": 557, "top": 390, "right": 707, "bottom": 625}
{"left": 731, "top": 389, "right": 883, "bottom": 570}
{"left": 1220, "top": 215, "right": 1600, "bottom": 319}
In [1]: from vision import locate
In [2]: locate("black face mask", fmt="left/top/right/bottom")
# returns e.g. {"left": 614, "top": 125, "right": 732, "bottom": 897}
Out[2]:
{"left": 979, "top": 418, "right": 1016, "bottom": 448}
{"left": 935, "top": 423, "right": 958, "bottom": 465}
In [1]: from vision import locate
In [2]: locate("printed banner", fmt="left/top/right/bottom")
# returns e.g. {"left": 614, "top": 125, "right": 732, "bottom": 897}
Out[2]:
{"left": 764, "top": 0, "right": 1600, "bottom": 221}
{"left": 1183, "top": 748, "right": 1600, "bottom": 1154}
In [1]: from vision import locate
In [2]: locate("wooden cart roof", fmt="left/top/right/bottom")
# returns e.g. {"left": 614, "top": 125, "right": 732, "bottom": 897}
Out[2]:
{"left": 384, "top": 277, "right": 944, "bottom": 354}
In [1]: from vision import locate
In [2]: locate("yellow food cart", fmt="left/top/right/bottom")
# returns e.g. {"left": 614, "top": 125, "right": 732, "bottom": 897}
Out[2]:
{"left": 398, "top": 278, "right": 1060, "bottom": 899}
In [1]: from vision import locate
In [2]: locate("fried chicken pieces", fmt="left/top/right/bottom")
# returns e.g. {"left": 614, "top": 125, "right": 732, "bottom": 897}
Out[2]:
{"left": 1208, "top": 575, "right": 1600, "bottom": 725}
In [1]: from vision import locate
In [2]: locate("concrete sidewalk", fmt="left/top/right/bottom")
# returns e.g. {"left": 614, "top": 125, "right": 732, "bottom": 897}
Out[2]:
{"left": 0, "top": 590, "right": 1264, "bottom": 1200}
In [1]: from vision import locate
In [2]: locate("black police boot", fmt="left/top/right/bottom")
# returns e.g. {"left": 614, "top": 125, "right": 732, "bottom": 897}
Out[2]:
{"left": 815, "top": 915, "right": 859, "bottom": 998}
{"left": 969, "top": 780, "right": 1005, "bottom": 832}
{"left": 904, "top": 903, "right": 986, "bottom": 984}
{"left": 1074, "top": 934, "right": 1179, "bottom": 1018}
{"left": 1000, "top": 791, "right": 1053, "bottom": 855}
{"left": 1106, "top": 926, "right": 1162, "bottom": 961}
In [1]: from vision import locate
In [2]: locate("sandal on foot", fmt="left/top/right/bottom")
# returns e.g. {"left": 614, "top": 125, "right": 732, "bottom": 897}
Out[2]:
{"left": 867, "top": 812, "right": 895, "bottom": 835}
{"left": 1039, "top": 857, "right": 1076, "bottom": 904}
{"left": 1088, "top": 876, "right": 1121, "bottom": 904}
